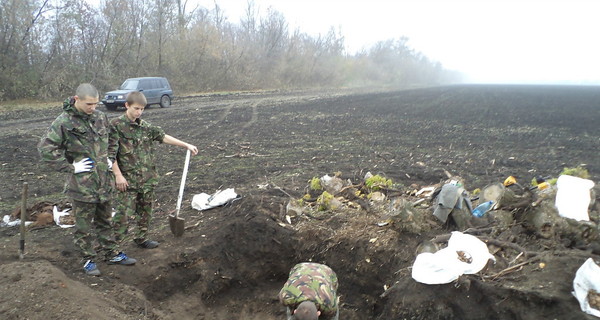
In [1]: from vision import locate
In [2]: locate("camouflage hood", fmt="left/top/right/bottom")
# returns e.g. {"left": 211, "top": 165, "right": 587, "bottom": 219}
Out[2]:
{"left": 63, "top": 97, "right": 75, "bottom": 110}
{"left": 62, "top": 97, "right": 91, "bottom": 120}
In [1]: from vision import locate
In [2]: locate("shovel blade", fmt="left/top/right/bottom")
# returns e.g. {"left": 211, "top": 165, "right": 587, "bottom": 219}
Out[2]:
{"left": 169, "top": 215, "right": 185, "bottom": 237}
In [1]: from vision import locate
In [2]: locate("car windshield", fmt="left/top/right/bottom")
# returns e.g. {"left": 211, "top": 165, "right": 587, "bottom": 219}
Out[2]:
{"left": 120, "top": 79, "right": 139, "bottom": 90}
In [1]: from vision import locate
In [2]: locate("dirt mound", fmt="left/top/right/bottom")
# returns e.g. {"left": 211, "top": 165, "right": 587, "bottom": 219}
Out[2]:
{"left": 0, "top": 260, "right": 153, "bottom": 319}
{"left": 288, "top": 179, "right": 600, "bottom": 320}
{"left": 144, "top": 194, "right": 296, "bottom": 301}
{"left": 130, "top": 193, "right": 296, "bottom": 319}
{"left": 378, "top": 253, "right": 588, "bottom": 320}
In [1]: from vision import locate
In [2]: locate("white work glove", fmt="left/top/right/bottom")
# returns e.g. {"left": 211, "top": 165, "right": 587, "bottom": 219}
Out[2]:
{"left": 107, "top": 158, "right": 113, "bottom": 170}
{"left": 73, "top": 158, "right": 94, "bottom": 174}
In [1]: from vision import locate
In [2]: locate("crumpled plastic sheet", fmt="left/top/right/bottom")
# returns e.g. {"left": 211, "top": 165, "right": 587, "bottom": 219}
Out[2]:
{"left": 1, "top": 215, "right": 33, "bottom": 228}
{"left": 432, "top": 183, "right": 472, "bottom": 223}
{"left": 555, "top": 175, "right": 595, "bottom": 221}
{"left": 411, "top": 231, "right": 496, "bottom": 285}
{"left": 191, "top": 188, "right": 240, "bottom": 211}
{"left": 572, "top": 258, "right": 600, "bottom": 318}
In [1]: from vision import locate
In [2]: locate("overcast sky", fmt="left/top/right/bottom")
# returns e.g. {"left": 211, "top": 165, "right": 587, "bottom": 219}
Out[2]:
{"left": 192, "top": 0, "right": 600, "bottom": 84}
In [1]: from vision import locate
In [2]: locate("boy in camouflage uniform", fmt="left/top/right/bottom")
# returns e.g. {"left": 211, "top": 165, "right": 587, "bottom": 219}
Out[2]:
{"left": 109, "top": 91, "right": 198, "bottom": 249}
{"left": 38, "top": 83, "right": 137, "bottom": 276}
{"left": 279, "top": 262, "right": 339, "bottom": 320}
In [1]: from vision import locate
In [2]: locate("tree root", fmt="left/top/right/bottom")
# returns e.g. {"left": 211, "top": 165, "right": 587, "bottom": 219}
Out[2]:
{"left": 483, "top": 256, "right": 542, "bottom": 280}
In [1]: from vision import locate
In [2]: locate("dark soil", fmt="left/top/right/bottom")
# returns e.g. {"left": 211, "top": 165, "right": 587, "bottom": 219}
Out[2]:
{"left": 1, "top": 85, "right": 599, "bottom": 319}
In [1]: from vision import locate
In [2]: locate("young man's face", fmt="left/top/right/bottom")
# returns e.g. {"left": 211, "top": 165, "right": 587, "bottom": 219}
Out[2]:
{"left": 74, "top": 95, "right": 99, "bottom": 114}
{"left": 125, "top": 102, "right": 145, "bottom": 121}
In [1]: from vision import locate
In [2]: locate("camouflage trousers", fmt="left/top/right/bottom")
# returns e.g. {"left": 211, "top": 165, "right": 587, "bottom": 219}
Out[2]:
{"left": 113, "top": 189, "right": 154, "bottom": 245}
{"left": 286, "top": 307, "right": 339, "bottom": 320}
{"left": 72, "top": 200, "right": 119, "bottom": 260}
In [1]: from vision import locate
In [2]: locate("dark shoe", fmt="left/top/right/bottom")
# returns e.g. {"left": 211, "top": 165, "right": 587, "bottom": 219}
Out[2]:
{"left": 138, "top": 240, "right": 159, "bottom": 249}
{"left": 108, "top": 252, "right": 137, "bottom": 265}
{"left": 84, "top": 260, "right": 101, "bottom": 276}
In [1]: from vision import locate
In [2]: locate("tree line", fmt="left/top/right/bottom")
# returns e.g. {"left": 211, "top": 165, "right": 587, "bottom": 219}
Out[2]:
{"left": 0, "top": 0, "right": 462, "bottom": 101}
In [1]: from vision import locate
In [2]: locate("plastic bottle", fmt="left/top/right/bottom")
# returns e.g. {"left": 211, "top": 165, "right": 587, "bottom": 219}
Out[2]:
{"left": 472, "top": 201, "right": 494, "bottom": 217}
{"left": 537, "top": 182, "right": 550, "bottom": 190}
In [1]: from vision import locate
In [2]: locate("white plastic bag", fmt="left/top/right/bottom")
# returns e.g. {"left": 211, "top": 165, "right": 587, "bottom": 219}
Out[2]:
{"left": 191, "top": 188, "right": 238, "bottom": 211}
{"left": 448, "top": 231, "right": 496, "bottom": 274}
{"left": 411, "top": 231, "right": 495, "bottom": 284}
{"left": 411, "top": 248, "right": 465, "bottom": 284}
{"left": 572, "top": 258, "right": 600, "bottom": 317}
{"left": 1, "top": 215, "right": 34, "bottom": 228}
{"left": 555, "top": 175, "right": 594, "bottom": 221}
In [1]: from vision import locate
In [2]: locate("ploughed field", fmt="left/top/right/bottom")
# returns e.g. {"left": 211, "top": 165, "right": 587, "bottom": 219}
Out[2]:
{"left": 0, "top": 85, "right": 599, "bottom": 319}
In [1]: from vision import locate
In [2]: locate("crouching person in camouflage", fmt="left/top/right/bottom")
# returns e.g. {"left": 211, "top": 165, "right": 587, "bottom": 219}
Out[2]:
{"left": 279, "top": 262, "right": 339, "bottom": 320}
{"left": 38, "top": 83, "right": 137, "bottom": 276}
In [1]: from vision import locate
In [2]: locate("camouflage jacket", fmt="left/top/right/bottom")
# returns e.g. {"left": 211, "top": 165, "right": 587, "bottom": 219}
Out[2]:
{"left": 38, "top": 98, "right": 115, "bottom": 203}
{"left": 278, "top": 263, "right": 339, "bottom": 318}
{"left": 108, "top": 114, "right": 165, "bottom": 191}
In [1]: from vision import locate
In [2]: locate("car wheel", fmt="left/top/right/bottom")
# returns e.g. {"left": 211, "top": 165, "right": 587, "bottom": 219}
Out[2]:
{"left": 160, "top": 95, "right": 171, "bottom": 108}
{"left": 105, "top": 104, "right": 117, "bottom": 111}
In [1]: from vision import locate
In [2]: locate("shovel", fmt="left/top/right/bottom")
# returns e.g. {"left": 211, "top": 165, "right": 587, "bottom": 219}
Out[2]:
{"left": 169, "top": 149, "right": 191, "bottom": 237}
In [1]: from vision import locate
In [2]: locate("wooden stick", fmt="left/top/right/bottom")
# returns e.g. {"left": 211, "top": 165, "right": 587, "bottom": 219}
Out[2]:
{"left": 461, "top": 226, "right": 497, "bottom": 235}
{"left": 19, "top": 182, "right": 28, "bottom": 260}
{"left": 508, "top": 252, "right": 524, "bottom": 265}
{"left": 478, "top": 236, "right": 539, "bottom": 257}
{"left": 184, "top": 221, "right": 201, "bottom": 230}
{"left": 484, "top": 256, "right": 542, "bottom": 280}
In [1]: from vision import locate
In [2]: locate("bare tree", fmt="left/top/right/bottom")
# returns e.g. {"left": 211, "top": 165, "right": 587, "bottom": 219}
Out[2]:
{"left": 0, "top": 0, "right": 51, "bottom": 99}
{"left": 0, "top": 0, "right": 460, "bottom": 101}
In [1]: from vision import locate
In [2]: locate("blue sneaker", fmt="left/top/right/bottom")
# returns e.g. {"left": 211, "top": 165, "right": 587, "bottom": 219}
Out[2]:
{"left": 108, "top": 252, "right": 137, "bottom": 265}
{"left": 84, "top": 260, "right": 101, "bottom": 276}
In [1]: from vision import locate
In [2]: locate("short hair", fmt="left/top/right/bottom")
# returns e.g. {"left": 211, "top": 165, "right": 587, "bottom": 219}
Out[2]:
{"left": 294, "top": 301, "right": 319, "bottom": 320}
{"left": 76, "top": 83, "right": 98, "bottom": 99}
{"left": 126, "top": 91, "right": 147, "bottom": 106}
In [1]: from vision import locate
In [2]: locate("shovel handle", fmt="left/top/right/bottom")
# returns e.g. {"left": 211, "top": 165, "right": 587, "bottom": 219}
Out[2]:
{"left": 175, "top": 150, "right": 191, "bottom": 218}
{"left": 20, "top": 182, "right": 28, "bottom": 259}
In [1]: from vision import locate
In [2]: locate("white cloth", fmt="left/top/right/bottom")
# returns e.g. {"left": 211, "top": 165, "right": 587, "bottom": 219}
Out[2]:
{"left": 555, "top": 175, "right": 594, "bottom": 221}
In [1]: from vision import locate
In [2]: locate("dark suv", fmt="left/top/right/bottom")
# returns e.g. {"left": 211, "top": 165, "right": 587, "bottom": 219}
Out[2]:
{"left": 102, "top": 77, "right": 173, "bottom": 111}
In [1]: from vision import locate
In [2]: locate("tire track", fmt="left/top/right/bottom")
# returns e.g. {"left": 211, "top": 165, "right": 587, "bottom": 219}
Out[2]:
{"left": 215, "top": 103, "right": 235, "bottom": 123}
{"left": 242, "top": 100, "right": 260, "bottom": 129}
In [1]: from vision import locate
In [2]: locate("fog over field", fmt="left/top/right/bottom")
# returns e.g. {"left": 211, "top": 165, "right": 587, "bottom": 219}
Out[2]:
{"left": 191, "top": 0, "right": 600, "bottom": 84}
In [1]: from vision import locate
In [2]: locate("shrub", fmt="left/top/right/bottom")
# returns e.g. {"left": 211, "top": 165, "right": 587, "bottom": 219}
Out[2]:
{"left": 317, "top": 191, "right": 334, "bottom": 211}
{"left": 309, "top": 177, "right": 323, "bottom": 191}
{"left": 365, "top": 175, "right": 392, "bottom": 191}
{"left": 559, "top": 166, "right": 589, "bottom": 179}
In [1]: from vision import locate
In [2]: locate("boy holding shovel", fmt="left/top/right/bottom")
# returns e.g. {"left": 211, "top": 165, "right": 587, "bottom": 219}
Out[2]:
{"left": 109, "top": 91, "right": 198, "bottom": 249}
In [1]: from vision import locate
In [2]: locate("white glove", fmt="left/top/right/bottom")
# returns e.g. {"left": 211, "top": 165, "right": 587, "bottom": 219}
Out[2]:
{"left": 73, "top": 158, "right": 94, "bottom": 174}
{"left": 107, "top": 158, "right": 113, "bottom": 170}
